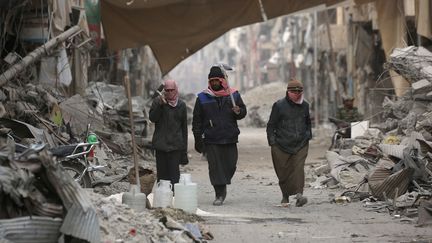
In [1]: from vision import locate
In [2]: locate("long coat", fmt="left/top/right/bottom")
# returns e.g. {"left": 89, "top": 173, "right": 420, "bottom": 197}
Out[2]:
{"left": 149, "top": 98, "right": 188, "bottom": 152}
{"left": 266, "top": 97, "right": 312, "bottom": 154}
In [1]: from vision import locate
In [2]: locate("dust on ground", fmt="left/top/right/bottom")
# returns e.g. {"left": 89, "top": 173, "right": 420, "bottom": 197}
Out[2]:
{"left": 180, "top": 127, "right": 432, "bottom": 243}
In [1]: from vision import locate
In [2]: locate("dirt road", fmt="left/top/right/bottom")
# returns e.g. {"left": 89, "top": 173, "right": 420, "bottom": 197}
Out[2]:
{"left": 183, "top": 127, "right": 431, "bottom": 243}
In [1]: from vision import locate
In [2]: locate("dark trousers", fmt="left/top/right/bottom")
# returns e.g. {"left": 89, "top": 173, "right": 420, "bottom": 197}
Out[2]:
{"left": 206, "top": 144, "right": 238, "bottom": 186}
{"left": 155, "top": 150, "right": 181, "bottom": 186}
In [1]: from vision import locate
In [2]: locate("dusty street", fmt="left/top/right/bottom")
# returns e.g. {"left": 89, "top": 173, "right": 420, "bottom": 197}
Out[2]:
{"left": 182, "top": 127, "right": 432, "bottom": 243}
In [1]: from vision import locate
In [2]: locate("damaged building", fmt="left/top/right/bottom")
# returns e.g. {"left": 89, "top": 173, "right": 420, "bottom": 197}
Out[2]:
{"left": 1, "top": 0, "right": 432, "bottom": 242}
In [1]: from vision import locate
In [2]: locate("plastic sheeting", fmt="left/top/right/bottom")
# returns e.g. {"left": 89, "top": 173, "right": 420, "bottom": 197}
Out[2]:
{"left": 100, "top": 0, "right": 344, "bottom": 74}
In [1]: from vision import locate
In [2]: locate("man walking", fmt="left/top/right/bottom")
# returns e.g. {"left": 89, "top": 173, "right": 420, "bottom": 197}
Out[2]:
{"left": 266, "top": 79, "right": 311, "bottom": 207}
{"left": 192, "top": 64, "right": 247, "bottom": 206}
{"left": 149, "top": 79, "right": 188, "bottom": 186}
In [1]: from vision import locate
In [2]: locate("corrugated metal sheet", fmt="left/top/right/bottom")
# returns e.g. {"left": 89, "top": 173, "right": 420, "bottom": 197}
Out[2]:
{"left": 60, "top": 204, "right": 100, "bottom": 243}
{"left": 41, "top": 152, "right": 100, "bottom": 243}
{"left": 0, "top": 216, "right": 62, "bottom": 243}
{"left": 32, "top": 202, "right": 63, "bottom": 218}
{"left": 368, "top": 166, "right": 392, "bottom": 184}
{"left": 378, "top": 144, "right": 407, "bottom": 159}
{"left": 369, "top": 168, "right": 412, "bottom": 200}
{"left": 54, "top": 174, "right": 100, "bottom": 243}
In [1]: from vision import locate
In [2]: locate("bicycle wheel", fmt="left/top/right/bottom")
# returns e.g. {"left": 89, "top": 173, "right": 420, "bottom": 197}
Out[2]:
{"left": 61, "top": 160, "right": 92, "bottom": 188}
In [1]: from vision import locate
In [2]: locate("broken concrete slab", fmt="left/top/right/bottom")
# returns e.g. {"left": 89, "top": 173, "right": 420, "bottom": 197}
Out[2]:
{"left": 412, "top": 79, "right": 432, "bottom": 93}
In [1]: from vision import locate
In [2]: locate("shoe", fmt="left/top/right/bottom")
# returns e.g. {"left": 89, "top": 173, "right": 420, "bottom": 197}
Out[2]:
{"left": 295, "top": 193, "right": 307, "bottom": 207}
{"left": 213, "top": 197, "right": 224, "bottom": 206}
{"left": 280, "top": 197, "right": 289, "bottom": 207}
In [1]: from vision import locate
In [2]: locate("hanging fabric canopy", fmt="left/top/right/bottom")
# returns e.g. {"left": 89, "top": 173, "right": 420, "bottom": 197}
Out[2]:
{"left": 100, "top": 0, "right": 344, "bottom": 75}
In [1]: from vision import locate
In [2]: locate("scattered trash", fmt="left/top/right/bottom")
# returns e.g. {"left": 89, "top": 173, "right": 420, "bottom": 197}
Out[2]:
{"left": 333, "top": 196, "right": 351, "bottom": 204}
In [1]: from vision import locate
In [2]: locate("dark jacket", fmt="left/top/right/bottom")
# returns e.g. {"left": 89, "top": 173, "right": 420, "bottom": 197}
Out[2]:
{"left": 149, "top": 98, "right": 187, "bottom": 152}
{"left": 336, "top": 107, "right": 363, "bottom": 123}
{"left": 192, "top": 91, "right": 247, "bottom": 144}
{"left": 266, "top": 97, "right": 312, "bottom": 154}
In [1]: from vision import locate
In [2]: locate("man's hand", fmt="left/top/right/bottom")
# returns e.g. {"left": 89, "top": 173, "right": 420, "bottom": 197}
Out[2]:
{"left": 159, "top": 95, "right": 167, "bottom": 104}
{"left": 194, "top": 135, "right": 204, "bottom": 153}
{"left": 232, "top": 105, "right": 240, "bottom": 115}
{"left": 180, "top": 151, "right": 189, "bottom": 165}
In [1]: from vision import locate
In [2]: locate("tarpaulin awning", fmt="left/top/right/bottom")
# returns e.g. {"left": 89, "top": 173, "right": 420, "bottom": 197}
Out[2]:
{"left": 101, "top": 0, "right": 344, "bottom": 75}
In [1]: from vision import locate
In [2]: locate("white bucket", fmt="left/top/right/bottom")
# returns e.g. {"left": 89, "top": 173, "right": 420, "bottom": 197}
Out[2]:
{"left": 179, "top": 173, "right": 192, "bottom": 184}
{"left": 174, "top": 174, "right": 198, "bottom": 213}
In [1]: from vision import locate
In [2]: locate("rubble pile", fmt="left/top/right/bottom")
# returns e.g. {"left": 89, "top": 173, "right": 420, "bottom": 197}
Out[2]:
{"left": 310, "top": 47, "right": 432, "bottom": 225}
{"left": 0, "top": 75, "right": 179, "bottom": 241}
{"left": 0, "top": 83, "right": 154, "bottom": 194}
{"left": 0, "top": 79, "right": 157, "bottom": 175}
{"left": 386, "top": 46, "right": 432, "bottom": 88}
{"left": 0, "top": 2, "right": 208, "bottom": 242}
{"left": 308, "top": 46, "right": 432, "bottom": 226}
{"left": 0, "top": 137, "right": 100, "bottom": 242}
{"left": 89, "top": 192, "right": 211, "bottom": 243}
{"left": 0, "top": 79, "right": 156, "bottom": 157}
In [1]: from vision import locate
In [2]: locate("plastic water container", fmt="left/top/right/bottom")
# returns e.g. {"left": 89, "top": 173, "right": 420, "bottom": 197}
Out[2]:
{"left": 179, "top": 173, "right": 192, "bottom": 184}
{"left": 122, "top": 184, "right": 146, "bottom": 212}
{"left": 174, "top": 174, "right": 198, "bottom": 213}
{"left": 153, "top": 180, "right": 173, "bottom": 208}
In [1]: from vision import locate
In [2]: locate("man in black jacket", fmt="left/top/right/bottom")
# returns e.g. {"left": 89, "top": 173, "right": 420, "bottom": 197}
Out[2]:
{"left": 192, "top": 64, "right": 247, "bottom": 206}
{"left": 149, "top": 79, "right": 188, "bottom": 186}
{"left": 266, "top": 79, "right": 311, "bottom": 207}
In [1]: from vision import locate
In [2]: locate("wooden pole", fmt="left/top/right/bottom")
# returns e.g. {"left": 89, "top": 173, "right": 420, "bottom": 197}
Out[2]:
{"left": 124, "top": 75, "right": 140, "bottom": 188}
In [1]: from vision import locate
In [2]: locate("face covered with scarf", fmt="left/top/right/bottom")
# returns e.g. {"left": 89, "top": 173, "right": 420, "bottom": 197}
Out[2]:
{"left": 209, "top": 78, "right": 223, "bottom": 91}
{"left": 286, "top": 79, "right": 304, "bottom": 104}
{"left": 163, "top": 79, "right": 179, "bottom": 107}
{"left": 206, "top": 66, "right": 237, "bottom": 97}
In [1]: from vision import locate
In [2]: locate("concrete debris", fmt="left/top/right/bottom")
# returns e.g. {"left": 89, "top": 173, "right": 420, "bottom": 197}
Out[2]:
{"left": 387, "top": 46, "right": 432, "bottom": 83}
{"left": 412, "top": 79, "right": 432, "bottom": 93}
{"left": 308, "top": 175, "right": 329, "bottom": 189}
{"left": 313, "top": 164, "right": 330, "bottom": 176}
{"left": 418, "top": 198, "right": 432, "bottom": 226}
{"left": 0, "top": 137, "right": 100, "bottom": 242}
{"left": 318, "top": 45, "right": 432, "bottom": 225}
{"left": 88, "top": 192, "right": 208, "bottom": 243}
{"left": 0, "top": 62, "right": 168, "bottom": 242}
{"left": 326, "top": 151, "right": 372, "bottom": 189}
{"left": 0, "top": 4, "right": 220, "bottom": 242}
